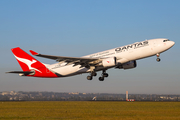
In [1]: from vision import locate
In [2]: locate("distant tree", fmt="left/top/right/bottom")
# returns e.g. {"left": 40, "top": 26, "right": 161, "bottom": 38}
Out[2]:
{"left": 1, "top": 96, "right": 10, "bottom": 101}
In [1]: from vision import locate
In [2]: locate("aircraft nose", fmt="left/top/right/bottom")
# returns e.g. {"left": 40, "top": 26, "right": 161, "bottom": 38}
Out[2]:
{"left": 170, "top": 41, "right": 175, "bottom": 47}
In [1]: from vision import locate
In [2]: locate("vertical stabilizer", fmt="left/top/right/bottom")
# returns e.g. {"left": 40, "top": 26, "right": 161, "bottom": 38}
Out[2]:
{"left": 11, "top": 47, "right": 58, "bottom": 77}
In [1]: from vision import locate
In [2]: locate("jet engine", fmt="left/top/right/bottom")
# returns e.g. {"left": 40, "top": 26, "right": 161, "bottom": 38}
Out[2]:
{"left": 102, "top": 57, "right": 117, "bottom": 67}
{"left": 117, "top": 60, "right": 137, "bottom": 69}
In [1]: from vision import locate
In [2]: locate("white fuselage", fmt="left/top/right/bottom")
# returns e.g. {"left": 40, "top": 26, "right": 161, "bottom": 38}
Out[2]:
{"left": 46, "top": 38, "right": 175, "bottom": 77}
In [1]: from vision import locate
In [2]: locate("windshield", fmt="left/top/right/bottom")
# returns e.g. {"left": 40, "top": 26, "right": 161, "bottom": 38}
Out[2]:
{"left": 163, "top": 39, "right": 170, "bottom": 42}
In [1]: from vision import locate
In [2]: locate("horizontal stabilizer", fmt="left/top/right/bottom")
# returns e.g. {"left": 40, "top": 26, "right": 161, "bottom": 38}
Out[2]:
{"left": 6, "top": 71, "right": 34, "bottom": 76}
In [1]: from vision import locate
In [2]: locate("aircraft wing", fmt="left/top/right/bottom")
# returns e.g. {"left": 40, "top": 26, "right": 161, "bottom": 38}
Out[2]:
{"left": 29, "top": 50, "right": 101, "bottom": 67}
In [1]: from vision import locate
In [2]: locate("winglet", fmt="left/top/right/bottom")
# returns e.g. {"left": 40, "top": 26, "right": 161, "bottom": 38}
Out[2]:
{"left": 29, "top": 50, "right": 39, "bottom": 55}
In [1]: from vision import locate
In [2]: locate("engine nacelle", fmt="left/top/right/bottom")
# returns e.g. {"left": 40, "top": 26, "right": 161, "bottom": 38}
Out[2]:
{"left": 117, "top": 60, "right": 137, "bottom": 69}
{"left": 102, "top": 57, "right": 117, "bottom": 67}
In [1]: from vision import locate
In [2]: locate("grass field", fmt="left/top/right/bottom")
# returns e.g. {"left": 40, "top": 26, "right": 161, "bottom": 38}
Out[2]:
{"left": 0, "top": 101, "right": 180, "bottom": 120}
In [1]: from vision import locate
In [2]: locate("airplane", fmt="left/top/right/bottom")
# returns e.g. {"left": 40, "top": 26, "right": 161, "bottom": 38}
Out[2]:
{"left": 7, "top": 38, "right": 175, "bottom": 81}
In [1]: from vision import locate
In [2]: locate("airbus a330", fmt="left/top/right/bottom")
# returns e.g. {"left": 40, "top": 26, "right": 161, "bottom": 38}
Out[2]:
{"left": 7, "top": 38, "right": 175, "bottom": 81}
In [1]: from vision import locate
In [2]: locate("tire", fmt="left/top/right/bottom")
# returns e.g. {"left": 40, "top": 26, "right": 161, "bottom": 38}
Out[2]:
{"left": 92, "top": 72, "right": 97, "bottom": 76}
{"left": 87, "top": 76, "right": 92, "bottom": 80}
{"left": 99, "top": 77, "right": 104, "bottom": 81}
{"left": 103, "top": 73, "right": 108, "bottom": 77}
{"left": 156, "top": 58, "right": 161, "bottom": 62}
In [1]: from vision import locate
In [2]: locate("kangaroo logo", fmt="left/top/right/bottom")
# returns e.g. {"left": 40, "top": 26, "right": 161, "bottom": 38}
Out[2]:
{"left": 14, "top": 55, "right": 42, "bottom": 73}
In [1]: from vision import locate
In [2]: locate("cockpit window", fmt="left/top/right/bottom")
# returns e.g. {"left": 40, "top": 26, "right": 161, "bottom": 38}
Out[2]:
{"left": 163, "top": 39, "right": 170, "bottom": 42}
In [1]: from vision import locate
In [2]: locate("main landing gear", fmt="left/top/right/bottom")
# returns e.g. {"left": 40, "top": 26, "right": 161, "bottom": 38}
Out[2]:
{"left": 87, "top": 72, "right": 97, "bottom": 80}
{"left": 87, "top": 70, "right": 109, "bottom": 81}
{"left": 99, "top": 70, "right": 108, "bottom": 81}
{"left": 156, "top": 53, "right": 161, "bottom": 62}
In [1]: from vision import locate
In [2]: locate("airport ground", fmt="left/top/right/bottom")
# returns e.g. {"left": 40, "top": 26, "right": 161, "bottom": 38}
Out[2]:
{"left": 0, "top": 101, "right": 180, "bottom": 120}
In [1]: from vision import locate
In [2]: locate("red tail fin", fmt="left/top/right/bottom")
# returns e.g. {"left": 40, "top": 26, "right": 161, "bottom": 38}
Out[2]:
{"left": 11, "top": 47, "right": 58, "bottom": 77}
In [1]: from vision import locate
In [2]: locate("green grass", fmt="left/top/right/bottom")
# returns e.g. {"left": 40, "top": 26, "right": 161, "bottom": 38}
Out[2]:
{"left": 0, "top": 101, "right": 180, "bottom": 120}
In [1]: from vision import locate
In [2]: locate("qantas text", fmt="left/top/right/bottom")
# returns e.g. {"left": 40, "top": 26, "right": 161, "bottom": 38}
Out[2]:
{"left": 115, "top": 41, "right": 149, "bottom": 53}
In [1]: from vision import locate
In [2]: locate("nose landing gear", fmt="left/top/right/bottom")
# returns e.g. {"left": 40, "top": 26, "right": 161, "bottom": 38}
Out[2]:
{"left": 156, "top": 53, "right": 161, "bottom": 62}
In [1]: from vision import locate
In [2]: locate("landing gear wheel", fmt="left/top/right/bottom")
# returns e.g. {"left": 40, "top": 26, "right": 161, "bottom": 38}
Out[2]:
{"left": 156, "top": 58, "right": 161, "bottom": 62}
{"left": 87, "top": 76, "right": 92, "bottom": 80}
{"left": 92, "top": 72, "right": 97, "bottom": 76}
{"left": 99, "top": 77, "right": 104, "bottom": 81}
{"left": 103, "top": 73, "right": 108, "bottom": 77}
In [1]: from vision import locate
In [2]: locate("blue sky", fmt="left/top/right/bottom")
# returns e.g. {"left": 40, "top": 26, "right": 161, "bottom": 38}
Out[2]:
{"left": 0, "top": 0, "right": 179, "bottom": 94}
